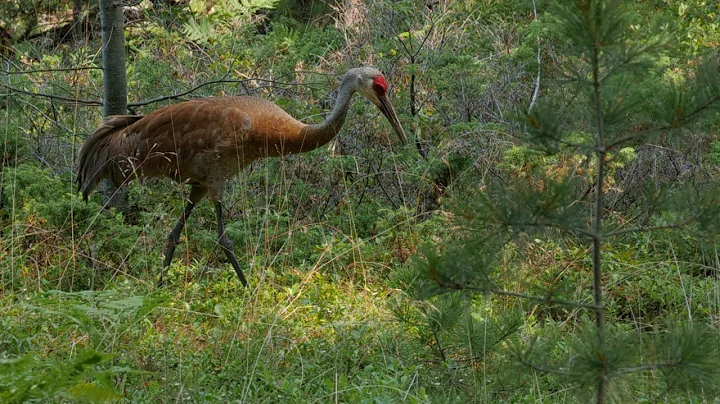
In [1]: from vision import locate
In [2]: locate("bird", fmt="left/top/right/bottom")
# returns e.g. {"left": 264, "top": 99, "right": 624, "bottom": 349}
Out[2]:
{"left": 77, "top": 66, "right": 408, "bottom": 287}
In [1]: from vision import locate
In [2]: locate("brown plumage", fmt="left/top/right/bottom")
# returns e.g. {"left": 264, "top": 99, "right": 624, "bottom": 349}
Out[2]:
{"left": 77, "top": 67, "right": 407, "bottom": 286}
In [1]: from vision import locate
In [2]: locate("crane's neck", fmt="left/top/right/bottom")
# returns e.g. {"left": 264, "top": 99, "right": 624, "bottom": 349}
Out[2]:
{"left": 296, "top": 76, "right": 355, "bottom": 151}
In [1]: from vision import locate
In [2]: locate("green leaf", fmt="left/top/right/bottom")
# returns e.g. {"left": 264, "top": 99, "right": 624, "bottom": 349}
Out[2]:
{"left": 67, "top": 382, "right": 123, "bottom": 402}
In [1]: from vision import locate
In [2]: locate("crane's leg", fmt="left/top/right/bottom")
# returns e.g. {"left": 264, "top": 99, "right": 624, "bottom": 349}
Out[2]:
{"left": 215, "top": 201, "right": 248, "bottom": 287}
{"left": 158, "top": 185, "right": 207, "bottom": 287}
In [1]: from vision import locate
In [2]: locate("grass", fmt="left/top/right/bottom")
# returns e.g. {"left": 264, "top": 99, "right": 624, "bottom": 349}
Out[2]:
{"left": 1, "top": 158, "right": 719, "bottom": 402}
{"left": 1, "top": 262, "right": 432, "bottom": 402}
{"left": 3, "top": 1, "right": 720, "bottom": 401}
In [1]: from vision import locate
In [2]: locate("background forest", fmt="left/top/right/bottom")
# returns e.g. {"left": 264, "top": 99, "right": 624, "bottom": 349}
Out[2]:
{"left": 2, "top": 0, "right": 720, "bottom": 402}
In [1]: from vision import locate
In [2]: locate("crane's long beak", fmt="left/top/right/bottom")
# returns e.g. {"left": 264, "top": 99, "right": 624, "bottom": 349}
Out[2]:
{"left": 377, "top": 94, "right": 408, "bottom": 145}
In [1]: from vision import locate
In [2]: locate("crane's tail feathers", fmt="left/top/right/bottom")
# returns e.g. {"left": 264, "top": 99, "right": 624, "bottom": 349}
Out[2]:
{"left": 77, "top": 115, "right": 144, "bottom": 201}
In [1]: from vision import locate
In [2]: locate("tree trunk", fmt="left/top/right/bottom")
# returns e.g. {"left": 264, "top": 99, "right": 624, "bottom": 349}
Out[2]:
{"left": 591, "top": 44, "right": 607, "bottom": 404}
{"left": 99, "top": 0, "right": 129, "bottom": 209}
{"left": 72, "top": 0, "right": 83, "bottom": 42}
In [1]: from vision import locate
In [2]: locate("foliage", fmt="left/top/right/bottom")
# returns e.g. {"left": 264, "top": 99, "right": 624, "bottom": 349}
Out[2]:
{"left": 0, "top": 350, "right": 123, "bottom": 403}
{"left": 0, "top": 290, "right": 158, "bottom": 402}
{"left": 398, "top": 0, "right": 720, "bottom": 402}
{"left": 183, "top": 0, "right": 280, "bottom": 44}
{"left": 0, "top": 0, "right": 719, "bottom": 402}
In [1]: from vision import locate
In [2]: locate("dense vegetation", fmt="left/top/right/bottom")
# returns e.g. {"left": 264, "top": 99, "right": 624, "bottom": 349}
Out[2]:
{"left": 2, "top": 0, "right": 720, "bottom": 402}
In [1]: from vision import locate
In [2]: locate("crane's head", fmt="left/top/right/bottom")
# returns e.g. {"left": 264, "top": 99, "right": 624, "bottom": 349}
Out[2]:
{"left": 348, "top": 67, "right": 408, "bottom": 145}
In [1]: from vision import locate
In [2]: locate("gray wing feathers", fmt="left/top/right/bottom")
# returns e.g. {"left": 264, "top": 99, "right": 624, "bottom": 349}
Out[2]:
{"left": 76, "top": 115, "right": 144, "bottom": 201}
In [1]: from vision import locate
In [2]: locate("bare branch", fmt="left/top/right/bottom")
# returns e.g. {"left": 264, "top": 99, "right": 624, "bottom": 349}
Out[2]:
{"left": 0, "top": 83, "right": 102, "bottom": 106}
{"left": 3, "top": 70, "right": 340, "bottom": 113}
{"left": 413, "top": 17, "right": 435, "bottom": 59}
{"left": 1, "top": 66, "right": 103, "bottom": 75}
{"left": 127, "top": 77, "right": 325, "bottom": 110}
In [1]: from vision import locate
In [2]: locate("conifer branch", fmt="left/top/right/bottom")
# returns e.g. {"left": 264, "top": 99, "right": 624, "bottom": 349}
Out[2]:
{"left": 614, "top": 361, "right": 680, "bottom": 375}
{"left": 605, "top": 215, "right": 701, "bottom": 237}
{"left": 490, "top": 289, "right": 600, "bottom": 310}
{"left": 511, "top": 336, "right": 581, "bottom": 377}
{"left": 426, "top": 274, "right": 599, "bottom": 310}
{"left": 607, "top": 95, "right": 720, "bottom": 150}
{"left": 604, "top": 125, "right": 663, "bottom": 150}
{"left": 598, "top": 40, "right": 665, "bottom": 84}
{"left": 675, "top": 95, "right": 720, "bottom": 127}
{"left": 503, "top": 220, "right": 594, "bottom": 238}
{"left": 517, "top": 358, "right": 576, "bottom": 376}
{"left": 432, "top": 329, "right": 447, "bottom": 362}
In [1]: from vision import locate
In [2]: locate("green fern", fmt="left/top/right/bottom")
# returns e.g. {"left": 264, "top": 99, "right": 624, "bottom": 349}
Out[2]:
{"left": 184, "top": 0, "right": 279, "bottom": 45}
{"left": 0, "top": 351, "right": 123, "bottom": 403}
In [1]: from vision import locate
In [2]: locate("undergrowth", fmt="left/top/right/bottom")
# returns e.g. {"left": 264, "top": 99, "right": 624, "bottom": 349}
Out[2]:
{"left": 1, "top": 0, "right": 719, "bottom": 402}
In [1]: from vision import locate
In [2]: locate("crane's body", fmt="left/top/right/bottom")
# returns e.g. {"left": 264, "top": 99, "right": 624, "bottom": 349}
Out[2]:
{"left": 80, "top": 96, "right": 336, "bottom": 201}
{"left": 77, "top": 67, "right": 407, "bottom": 286}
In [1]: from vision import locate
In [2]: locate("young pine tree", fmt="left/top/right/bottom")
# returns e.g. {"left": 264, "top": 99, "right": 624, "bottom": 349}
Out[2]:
{"left": 395, "top": 1, "right": 720, "bottom": 402}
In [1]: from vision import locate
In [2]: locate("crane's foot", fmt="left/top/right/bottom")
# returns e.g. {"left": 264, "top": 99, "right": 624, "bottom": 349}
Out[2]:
{"left": 158, "top": 242, "right": 178, "bottom": 288}
{"left": 157, "top": 200, "right": 196, "bottom": 288}
{"left": 215, "top": 201, "right": 249, "bottom": 287}
{"left": 219, "top": 234, "right": 248, "bottom": 287}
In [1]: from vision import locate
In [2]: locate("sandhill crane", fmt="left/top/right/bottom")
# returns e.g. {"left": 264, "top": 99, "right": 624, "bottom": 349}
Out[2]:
{"left": 77, "top": 67, "right": 407, "bottom": 286}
